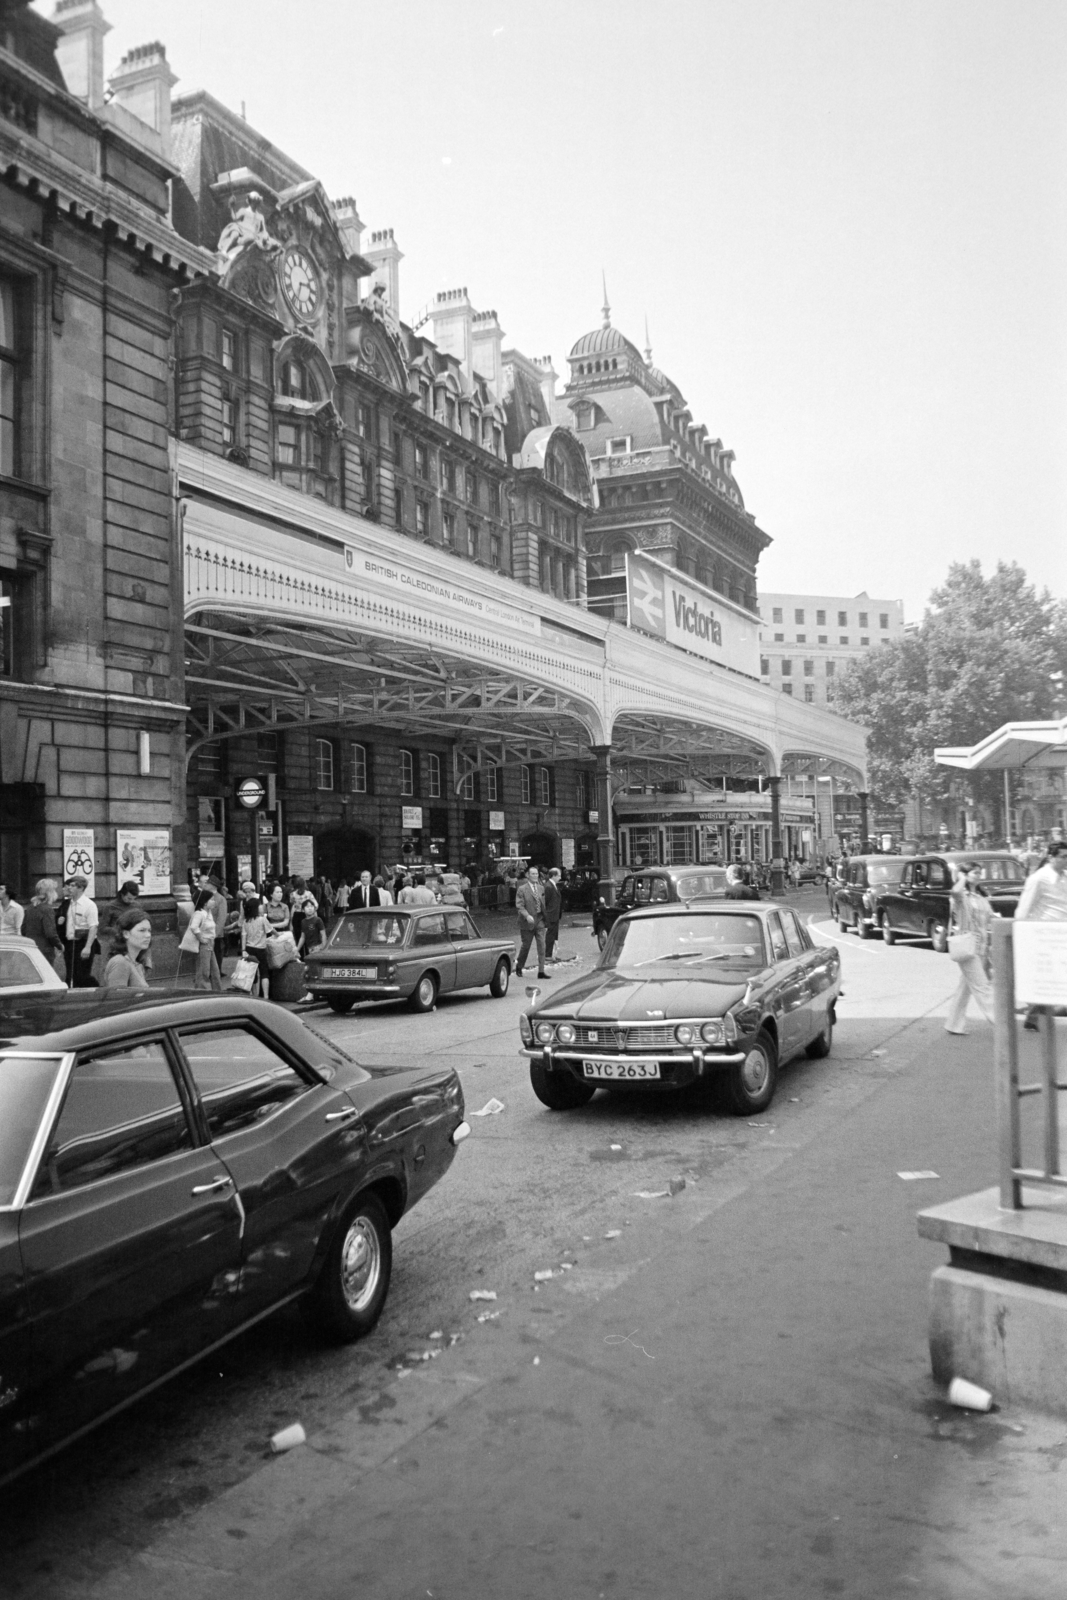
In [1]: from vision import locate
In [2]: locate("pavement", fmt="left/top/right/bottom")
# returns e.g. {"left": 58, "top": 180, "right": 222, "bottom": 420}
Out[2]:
{"left": 42, "top": 905, "right": 1067, "bottom": 1600}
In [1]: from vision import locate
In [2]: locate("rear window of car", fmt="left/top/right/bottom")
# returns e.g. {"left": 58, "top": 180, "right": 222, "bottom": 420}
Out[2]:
{"left": 677, "top": 872, "right": 728, "bottom": 898}
{"left": 0, "top": 950, "right": 46, "bottom": 989}
{"left": 0, "top": 1053, "right": 65, "bottom": 1205}
{"left": 328, "top": 914, "right": 408, "bottom": 948}
{"left": 970, "top": 857, "right": 1025, "bottom": 883}
{"left": 868, "top": 862, "right": 904, "bottom": 884}
{"left": 604, "top": 912, "right": 765, "bottom": 970}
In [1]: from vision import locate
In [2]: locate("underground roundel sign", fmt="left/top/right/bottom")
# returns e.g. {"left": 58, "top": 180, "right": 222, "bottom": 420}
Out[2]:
{"left": 237, "top": 777, "right": 266, "bottom": 809}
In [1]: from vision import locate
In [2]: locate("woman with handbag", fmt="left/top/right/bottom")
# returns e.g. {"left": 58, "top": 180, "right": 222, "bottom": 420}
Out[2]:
{"left": 239, "top": 896, "right": 273, "bottom": 999}
{"left": 945, "top": 861, "right": 994, "bottom": 1035}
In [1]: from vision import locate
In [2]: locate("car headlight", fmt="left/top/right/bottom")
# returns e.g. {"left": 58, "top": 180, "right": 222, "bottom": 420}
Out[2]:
{"left": 674, "top": 1024, "right": 695, "bottom": 1044}
{"left": 535, "top": 1022, "right": 555, "bottom": 1044}
{"left": 862, "top": 894, "right": 872, "bottom": 910}
{"left": 700, "top": 1020, "right": 725, "bottom": 1045}
{"left": 557, "top": 1023, "right": 576, "bottom": 1044}
{"left": 519, "top": 1012, "right": 533, "bottom": 1045}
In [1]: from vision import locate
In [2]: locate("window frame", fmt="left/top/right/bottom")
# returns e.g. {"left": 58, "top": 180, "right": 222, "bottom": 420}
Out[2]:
{"left": 315, "top": 737, "right": 335, "bottom": 791}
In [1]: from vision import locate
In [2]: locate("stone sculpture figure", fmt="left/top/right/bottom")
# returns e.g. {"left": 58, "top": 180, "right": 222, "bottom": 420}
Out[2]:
{"left": 217, "top": 191, "right": 282, "bottom": 274}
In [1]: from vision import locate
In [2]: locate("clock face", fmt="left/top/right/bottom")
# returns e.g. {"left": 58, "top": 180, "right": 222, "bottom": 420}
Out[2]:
{"left": 282, "top": 247, "right": 320, "bottom": 317}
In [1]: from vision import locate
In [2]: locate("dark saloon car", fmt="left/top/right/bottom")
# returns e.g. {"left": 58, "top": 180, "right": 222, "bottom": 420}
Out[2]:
{"left": 304, "top": 906, "right": 515, "bottom": 1014}
{"left": 592, "top": 865, "right": 732, "bottom": 949}
{"left": 522, "top": 901, "right": 840, "bottom": 1116}
{"left": 834, "top": 855, "right": 906, "bottom": 938}
{"left": 877, "top": 851, "right": 1026, "bottom": 950}
{"left": 0, "top": 991, "right": 467, "bottom": 1485}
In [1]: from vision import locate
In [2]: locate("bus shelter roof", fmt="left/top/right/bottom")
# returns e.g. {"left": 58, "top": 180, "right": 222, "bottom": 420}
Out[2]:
{"left": 935, "top": 718, "right": 1067, "bottom": 772}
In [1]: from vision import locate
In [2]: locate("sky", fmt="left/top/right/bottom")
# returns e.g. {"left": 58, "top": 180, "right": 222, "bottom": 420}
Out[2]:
{"left": 47, "top": 0, "right": 1067, "bottom": 622}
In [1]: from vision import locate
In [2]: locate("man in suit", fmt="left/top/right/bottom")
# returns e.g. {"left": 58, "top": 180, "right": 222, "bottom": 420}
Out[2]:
{"left": 351, "top": 870, "right": 385, "bottom": 909}
{"left": 515, "top": 866, "right": 550, "bottom": 978}
{"left": 544, "top": 868, "right": 563, "bottom": 960}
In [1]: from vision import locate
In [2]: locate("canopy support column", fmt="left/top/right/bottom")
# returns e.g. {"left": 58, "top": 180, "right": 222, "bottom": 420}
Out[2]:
{"left": 591, "top": 743, "right": 615, "bottom": 905}
{"left": 858, "top": 790, "right": 870, "bottom": 849}
{"left": 768, "top": 774, "right": 785, "bottom": 897}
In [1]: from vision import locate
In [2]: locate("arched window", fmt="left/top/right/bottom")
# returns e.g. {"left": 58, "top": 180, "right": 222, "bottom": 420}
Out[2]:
{"left": 350, "top": 743, "right": 367, "bottom": 793}
{"left": 427, "top": 752, "right": 441, "bottom": 799}
{"left": 315, "top": 739, "right": 335, "bottom": 791}
{"left": 400, "top": 749, "right": 414, "bottom": 796}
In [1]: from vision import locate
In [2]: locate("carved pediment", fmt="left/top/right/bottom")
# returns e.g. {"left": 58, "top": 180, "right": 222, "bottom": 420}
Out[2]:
{"left": 344, "top": 306, "right": 408, "bottom": 393}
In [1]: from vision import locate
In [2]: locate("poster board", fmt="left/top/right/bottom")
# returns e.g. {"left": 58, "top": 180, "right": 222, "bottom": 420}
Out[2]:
{"left": 561, "top": 838, "right": 575, "bottom": 869}
{"left": 62, "top": 828, "right": 96, "bottom": 897}
{"left": 1014, "top": 922, "right": 1067, "bottom": 1006}
{"left": 115, "top": 829, "right": 171, "bottom": 895}
{"left": 287, "top": 836, "right": 315, "bottom": 878}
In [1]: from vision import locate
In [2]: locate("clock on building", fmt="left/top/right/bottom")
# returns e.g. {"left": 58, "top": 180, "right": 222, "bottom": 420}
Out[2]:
{"left": 281, "top": 247, "right": 320, "bottom": 318}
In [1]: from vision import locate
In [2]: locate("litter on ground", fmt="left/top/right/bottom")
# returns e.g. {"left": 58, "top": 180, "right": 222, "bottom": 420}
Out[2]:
{"left": 472, "top": 1097, "right": 506, "bottom": 1117}
{"left": 897, "top": 1170, "right": 940, "bottom": 1181}
{"left": 469, "top": 1289, "right": 498, "bottom": 1302}
{"left": 270, "top": 1423, "right": 306, "bottom": 1454}
{"left": 604, "top": 1229, "right": 622, "bottom": 1238}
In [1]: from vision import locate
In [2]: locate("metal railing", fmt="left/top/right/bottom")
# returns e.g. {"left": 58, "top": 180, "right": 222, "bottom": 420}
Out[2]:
{"left": 993, "top": 918, "right": 1065, "bottom": 1209}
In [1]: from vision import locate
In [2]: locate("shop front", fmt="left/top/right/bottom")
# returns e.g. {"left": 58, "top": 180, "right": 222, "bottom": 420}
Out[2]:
{"left": 614, "top": 792, "right": 817, "bottom": 869}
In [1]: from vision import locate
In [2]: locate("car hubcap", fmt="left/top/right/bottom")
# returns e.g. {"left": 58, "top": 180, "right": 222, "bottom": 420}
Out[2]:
{"left": 419, "top": 978, "right": 434, "bottom": 1006}
{"left": 741, "top": 1046, "right": 769, "bottom": 1095}
{"left": 340, "top": 1217, "right": 380, "bottom": 1312}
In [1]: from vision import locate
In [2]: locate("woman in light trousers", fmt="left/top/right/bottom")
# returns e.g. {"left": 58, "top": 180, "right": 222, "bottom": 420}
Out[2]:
{"left": 944, "top": 862, "right": 994, "bottom": 1035}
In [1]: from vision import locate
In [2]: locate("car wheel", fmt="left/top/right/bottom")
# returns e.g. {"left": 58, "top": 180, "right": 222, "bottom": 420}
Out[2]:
{"left": 529, "top": 1061, "right": 596, "bottom": 1110}
{"left": 858, "top": 917, "right": 875, "bottom": 940}
{"left": 327, "top": 996, "right": 355, "bottom": 1014}
{"left": 408, "top": 972, "right": 438, "bottom": 1012}
{"left": 489, "top": 957, "right": 510, "bottom": 998}
{"left": 596, "top": 926, "right": 608, "bottom": 951}
{"left": 724, "top": 1030, "right": 778, "bottom": 1115}
{"left": 312, "top": 1191, "right": 392, "bottom": 1342}
{"left": 806, "top": 1012, "right": 833, "bottom": 1058}
{"left": 880, "top": 914, "right": 897, "bottom": 946}
{"left": 838, "top": 913, "right": 849, "bottom": 933}
{"left": 929, "top": 920, "right": 949, "bottom": 954}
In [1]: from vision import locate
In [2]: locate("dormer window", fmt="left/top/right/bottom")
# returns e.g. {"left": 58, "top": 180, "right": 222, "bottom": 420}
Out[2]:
{"left": 606, "top": 436, "right": 631, "bottom": 457}
{"left": 282, "top": 360, "right": 313, "bottom": 400}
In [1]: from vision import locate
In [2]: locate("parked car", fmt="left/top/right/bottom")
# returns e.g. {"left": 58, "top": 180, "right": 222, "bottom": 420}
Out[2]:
{"left": 877, "top": 851, "right": 1027, "bottom": 950}
{"left": 834, "top": 855, "right": 906, "bottom": 938}
{"left": 561, "top": 867, "right": 601, "bottom": 913}
{"left": 0, "top": 989, "right": 468, "bottom": 1485}
{"left": 592, "top": 865, "right": 732, "bottom": 949}
{"left": 521, "top": 901, "right": 840, "bottom": 1116}
{"left": 304, "top": 905, "right": 515, "bottom": 1014}
{"left": 0, "top": 935, "right": 67, "bottom": 996}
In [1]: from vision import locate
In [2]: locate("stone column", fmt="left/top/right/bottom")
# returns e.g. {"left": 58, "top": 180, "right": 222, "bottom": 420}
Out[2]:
{"left": 768, "top": 774, "right": 785, "bottom": 897}
{"left": 858, "top": 790, "right": 870, "bottom": 849}
{"left": 590, "top": 743, "right": 615, "bottom": 904}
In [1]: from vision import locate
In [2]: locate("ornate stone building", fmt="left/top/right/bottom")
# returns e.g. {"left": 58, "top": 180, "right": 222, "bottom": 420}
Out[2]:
{"left": 0, "top": 3, "right": 209, "bottom": 899}
{"left": 555, "top": 300, "right": 769, "bottom": 622}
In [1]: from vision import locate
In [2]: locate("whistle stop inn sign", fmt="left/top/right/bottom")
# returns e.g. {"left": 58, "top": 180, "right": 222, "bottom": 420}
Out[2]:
{"left": 237, "top": 777, "right": 266, "bottom": 809}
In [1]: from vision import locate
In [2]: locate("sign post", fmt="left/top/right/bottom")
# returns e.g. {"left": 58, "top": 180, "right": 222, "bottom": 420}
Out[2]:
{"left": 236, "top": 777, "right": 266, "bottom": 890}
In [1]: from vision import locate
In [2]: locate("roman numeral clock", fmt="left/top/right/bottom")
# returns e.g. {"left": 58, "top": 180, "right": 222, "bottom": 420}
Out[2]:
{"left": 281, "top": 245, "right": 321, "bottom": 320}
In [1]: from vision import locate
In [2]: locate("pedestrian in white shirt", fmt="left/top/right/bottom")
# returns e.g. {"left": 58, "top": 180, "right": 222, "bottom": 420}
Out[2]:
{"left": 1016, "top": 842, "right": 1067, "bottom": 1030}
{"left": 0, "top": 884, "right": 24, "bottom": 937}
{"left": 61, "top": 875, "right": 99, "bottom": 987}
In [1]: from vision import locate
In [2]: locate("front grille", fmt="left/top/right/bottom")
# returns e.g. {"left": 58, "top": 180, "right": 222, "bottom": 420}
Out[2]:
{"left": 568, "top": 1023, "right": 677, "bottom": 1050}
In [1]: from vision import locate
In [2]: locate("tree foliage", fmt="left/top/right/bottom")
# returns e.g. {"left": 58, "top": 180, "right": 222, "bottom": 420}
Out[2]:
{"left": 831, "top": 561, "right": 1067, "bottom": 807}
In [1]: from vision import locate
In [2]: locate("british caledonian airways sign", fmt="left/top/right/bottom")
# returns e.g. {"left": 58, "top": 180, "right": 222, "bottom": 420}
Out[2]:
{"left": 625, "top": 552, "right": 760, "bottom": 677}
{"left": 351, "top": 551, "right": 541, "bottom": 637}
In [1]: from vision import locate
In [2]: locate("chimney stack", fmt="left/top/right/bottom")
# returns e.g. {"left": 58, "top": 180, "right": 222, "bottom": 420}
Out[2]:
{"left": 53, "top": 0, "right": 110, "bottom": 111}
{"left": 532, "top": 355, "right": 558, "bottom": 418}
{"left": 107, "top": 41, "right": 178, "bottom": 159}
{"left": 333, "top": 196, "right": 365, "bottom": 260}
{"left": 471, "top": 310, "right": 505, "bottom": 399}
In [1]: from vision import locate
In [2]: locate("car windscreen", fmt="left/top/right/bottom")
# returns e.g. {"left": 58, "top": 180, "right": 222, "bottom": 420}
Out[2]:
{"left": 0, "top": 1054, "right": 65, "bottom": 1205}
{"left": 868, "top": 862, "right": 905, "bottom": 884}
{"left": 603, "top": 913, "right": 766, "bottom": 970}
{"left": 326, "top": 913, "right": 408, "bottom": 948}
{"left": 971, "top": 857, "right": 1025, "bottom": 883}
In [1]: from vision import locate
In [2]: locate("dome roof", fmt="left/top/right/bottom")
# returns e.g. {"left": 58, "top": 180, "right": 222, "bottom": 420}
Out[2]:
{"left": 646, "top": 364, "right": 685, "bottom": 402}
{"left": 568, "top": 323, "right": 643, "bottom": 362}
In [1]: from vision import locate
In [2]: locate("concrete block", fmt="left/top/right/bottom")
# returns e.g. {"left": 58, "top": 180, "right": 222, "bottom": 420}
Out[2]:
{"left": 930, "top": 1264, "right": 1067, "bottom": 1417}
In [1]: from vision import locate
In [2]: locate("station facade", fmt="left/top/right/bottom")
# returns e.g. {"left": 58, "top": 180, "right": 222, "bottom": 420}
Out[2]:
{"left": 0, "top": 2, "right": 869, "bottom": 909}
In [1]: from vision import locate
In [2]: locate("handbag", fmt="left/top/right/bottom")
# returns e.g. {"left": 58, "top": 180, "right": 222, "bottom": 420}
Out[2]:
{"left": 947, "top": 931, "right": 976, "bottom": 962}
{"left": 179, "top": 924, "right": 201, "bottom": 955}
{"left": 266, "top": 931, "right": 298, "bottom": 970}
{"left": 230, "top": 955, "right": 259, "bottom": 992}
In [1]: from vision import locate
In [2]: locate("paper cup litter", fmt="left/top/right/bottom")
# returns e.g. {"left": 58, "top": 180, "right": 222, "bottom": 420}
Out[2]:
{"left": 270, "top": 1422, "right": 307, "bottom": 1453}
{"left": 948, "top": 1377, "right": 993, "bottom": 1412}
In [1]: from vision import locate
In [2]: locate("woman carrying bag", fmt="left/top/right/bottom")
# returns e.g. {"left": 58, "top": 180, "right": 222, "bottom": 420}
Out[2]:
{"left": 237, "top": 895, "right": 273, "bottom": 999}
{"left": 944, "top": 861, "right": 995, "bottom": 1035}
{"left": 187, "top": 888, "right": 223, "bottom": 992}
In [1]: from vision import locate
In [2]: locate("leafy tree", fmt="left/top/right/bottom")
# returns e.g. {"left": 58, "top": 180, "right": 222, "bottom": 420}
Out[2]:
{"left": 831, "top": 561, "right": 1067, "bottom": 812}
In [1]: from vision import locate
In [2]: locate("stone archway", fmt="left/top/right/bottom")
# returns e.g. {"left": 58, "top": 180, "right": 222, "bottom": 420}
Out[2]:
{"left": 521, "top": 829, "right": 558, "bottom": 871}
{"left": 314, "top": 827, "right": 377, "bottom": 886}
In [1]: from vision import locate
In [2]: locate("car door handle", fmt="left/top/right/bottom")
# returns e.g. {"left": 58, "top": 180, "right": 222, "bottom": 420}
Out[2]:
{"left": 191, "top": 1175, "right": 234, "bottom": 1195}
{"left": 325, "top": 1105, "right": 360, "bottom": 1123}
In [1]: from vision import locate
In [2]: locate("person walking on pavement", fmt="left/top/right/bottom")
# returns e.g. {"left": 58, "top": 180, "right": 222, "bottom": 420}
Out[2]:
{"left": 1015, "top": 840, "right": 1067, "bottom": 1030}
{"left": 60, "top": 875, "right": 98, "bottom": 987}
{"left": 515, "top": 866, "right": 550, "bottom": 978}
{"left": 544, "top": 868, "right": 563, "bottom": 961}
{"left": 0, "top": 883, "right": 24, "bottom": 937}
{"left": 189, "top": 888, "right": 223, "bottom": 992}
{"left": 944, "top": 862, "right": 994, "bottom": 1035}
